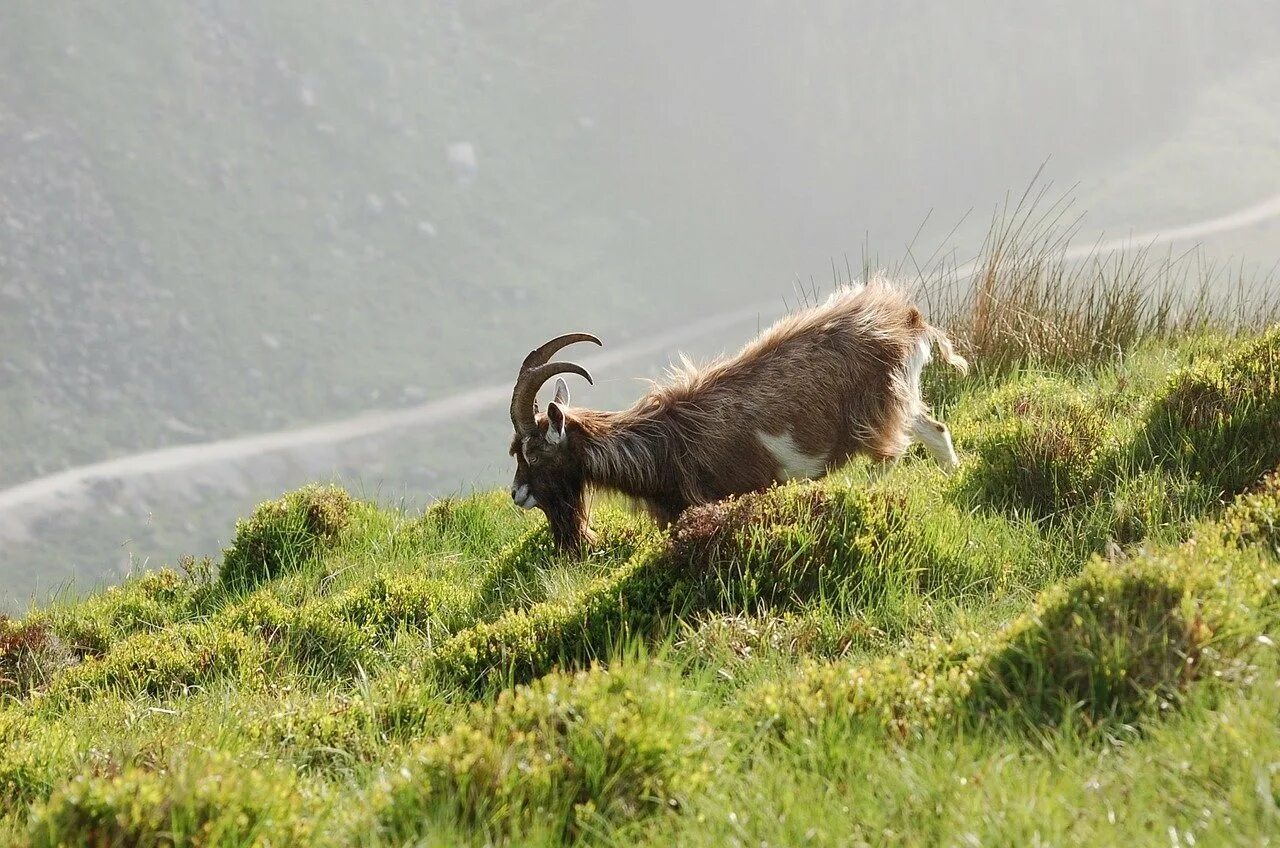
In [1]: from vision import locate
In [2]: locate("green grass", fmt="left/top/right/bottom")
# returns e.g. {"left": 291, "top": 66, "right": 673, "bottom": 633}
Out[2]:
{"left": 2, "top": 321, "right": 1279, "bottom": 845}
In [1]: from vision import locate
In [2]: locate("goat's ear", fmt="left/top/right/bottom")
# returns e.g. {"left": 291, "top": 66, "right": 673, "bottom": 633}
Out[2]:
{"left": 546, "top": 401, "right": 568, "bottom": 446}
{"left": 552, "top": 377, "right": 570, "bottom": 406}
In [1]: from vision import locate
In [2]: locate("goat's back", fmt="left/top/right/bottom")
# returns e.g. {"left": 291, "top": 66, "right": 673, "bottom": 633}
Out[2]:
{"left": 645, "top": 281, "right": 925, "bottom": 490}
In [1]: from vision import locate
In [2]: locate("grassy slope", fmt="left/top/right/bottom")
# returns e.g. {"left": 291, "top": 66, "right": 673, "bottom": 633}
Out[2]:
{"left": 2, "top": 324, "right": 1278, "bottom": 846}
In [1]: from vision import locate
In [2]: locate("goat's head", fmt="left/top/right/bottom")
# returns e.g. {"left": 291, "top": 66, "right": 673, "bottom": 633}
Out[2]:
{"left": 509, "top": 332, "right": 601, "bottom": 550}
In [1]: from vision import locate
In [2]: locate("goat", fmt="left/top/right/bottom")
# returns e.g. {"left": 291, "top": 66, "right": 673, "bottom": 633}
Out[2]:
{"left": 508, "top": 279, "right": 968, "bottom": 550}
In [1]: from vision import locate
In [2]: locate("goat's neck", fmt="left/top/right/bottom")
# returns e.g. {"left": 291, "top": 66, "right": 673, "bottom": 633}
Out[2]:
{"left": 575, "top": 408, "right": 670, "bottom": 499}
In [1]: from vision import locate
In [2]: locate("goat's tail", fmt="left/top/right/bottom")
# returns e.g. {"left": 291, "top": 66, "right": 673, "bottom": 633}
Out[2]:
{"left": 925, "top": 324, "right": 970, "bottom": 375}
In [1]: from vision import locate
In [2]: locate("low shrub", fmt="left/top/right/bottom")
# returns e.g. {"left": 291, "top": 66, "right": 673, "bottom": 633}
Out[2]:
{"left": 0, "top": 742, "right": 71, "bottom": 814}
{"left": 378, "top": 665, "right": 713, "bottom": 842}
{"left": 1138, "top": 326, "right": 1280, "bottom": 496}
{"left": 1218, "top": 467, "right": 1280, "bottom": 552}
{"left": 250, "top": 694, "right": 383, "bottom": 769}
{"left": 220, "top": 485, "right": 353, "bottom": 589}
{"left": 48, "top": 622, "right": 267, "bottom": 703}
{"left": 220, "top": 591, "right": 372, "bottom": 677}
{"left": 26, "top": 756, "right": 311, "bottom": 848}
{"left": 35, "top": 565, "right": 216, "bottom": 661}
{"left": 326, "top": 570, "right": 477, "bottom": 642}
{"left": 286, "top": 607, "right": 372, "bottom": 677}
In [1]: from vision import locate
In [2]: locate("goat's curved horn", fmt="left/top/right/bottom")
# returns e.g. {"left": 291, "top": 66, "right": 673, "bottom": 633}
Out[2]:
{"left": 519, "top": 333, "right": 602, "bottom": 373}
{"left": 511, "top": 362, "right": 593, "bottom": 436}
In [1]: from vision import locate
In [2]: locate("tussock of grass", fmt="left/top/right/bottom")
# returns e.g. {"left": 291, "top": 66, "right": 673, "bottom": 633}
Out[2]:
{"left": 0, "top": 718, "right": 67, "bottom": 813}
{"left": 750, "top": 517, "right": 1277, "bottom": 740}
{"left": 44, "top": 622, "right": 268, "bottom": 705}
{"left": 953, "top": 375, "right": 1111, "bottom": 517}
{"left": 26, "top": 564, "right": 216, "bottom": 661}
{"left": 220, "top": 484, "right": 353, "bottom": 589}
{"left": 920, "top": 185, "right": 1278, "bottom": 374}
{"left": 378, "top": 664, "right": 714, "bottom": 842}
{"left": 430, "top": 536, "right": 671, "bottom": 692}
{"left": 1138, "top": 326, "right": 1280, "bottom": 495}
{"left": 324, "top": 569, "right": 475, "bottom": 640}
{"left": 965, "top": 557, "right": 1209, "bottom": 727}
{"left": 218, "top": 591, "right": 372, "bottom": 677}
{"left": 671, "top": 482, "right": 1021, "bottom": 616}
{"left": 675, "top": 609, "right": 869, "bottom": 669}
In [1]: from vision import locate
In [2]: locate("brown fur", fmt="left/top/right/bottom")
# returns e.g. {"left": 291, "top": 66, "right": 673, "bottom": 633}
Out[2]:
{"left": 511, "top": 280, "right": 966, "bottom": 549}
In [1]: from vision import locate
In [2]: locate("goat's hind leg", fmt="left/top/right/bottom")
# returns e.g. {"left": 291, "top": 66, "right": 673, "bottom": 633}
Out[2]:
{"left": 911, "top": 412, "right": 960, "bottom": 473}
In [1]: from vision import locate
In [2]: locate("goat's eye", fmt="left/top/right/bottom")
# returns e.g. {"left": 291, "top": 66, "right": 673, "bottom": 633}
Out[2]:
{"left": 526, "top": 453, "right": 539, "bottom": 466}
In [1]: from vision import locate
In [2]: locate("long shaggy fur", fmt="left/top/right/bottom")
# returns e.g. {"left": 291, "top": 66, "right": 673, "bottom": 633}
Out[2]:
{"left": 510, "top": 278, "right": 967, "bottom": 549}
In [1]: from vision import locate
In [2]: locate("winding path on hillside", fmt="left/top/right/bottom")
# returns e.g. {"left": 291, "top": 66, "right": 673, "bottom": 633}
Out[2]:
{"left": 2, "top": 190, "right": 1279, "bottom": 543}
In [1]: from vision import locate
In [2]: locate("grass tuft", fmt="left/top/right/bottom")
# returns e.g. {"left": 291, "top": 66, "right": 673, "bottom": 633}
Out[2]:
{"left": 220, "top": 485, "right": 353, "bottom": 590}
{"left": 1138, "top": 326, "right": 1280, "bottom": 495}
{"left": 27, "top": 755, "right": 313, "bottom": 848}
{"left": 377, "top": 663, "right": 713, "bottom": 843}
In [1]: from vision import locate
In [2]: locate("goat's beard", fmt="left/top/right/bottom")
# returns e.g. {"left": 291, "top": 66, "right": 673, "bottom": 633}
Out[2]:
{"left": 541, "top": 491, "right": 596, "bottom": 551}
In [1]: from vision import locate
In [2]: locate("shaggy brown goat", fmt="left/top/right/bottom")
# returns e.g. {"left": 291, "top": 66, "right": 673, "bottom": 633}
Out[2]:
{"left": 509, "top": 280, "right": 968, "bottom": 549}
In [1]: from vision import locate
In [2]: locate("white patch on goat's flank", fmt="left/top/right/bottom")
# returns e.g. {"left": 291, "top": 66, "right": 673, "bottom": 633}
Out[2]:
{"left": 757, "top": 430, "right": 827, "bottom": 482}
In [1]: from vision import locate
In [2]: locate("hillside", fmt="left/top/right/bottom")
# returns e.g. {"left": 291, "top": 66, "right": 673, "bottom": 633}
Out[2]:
{"left": 2, "top": 254, "right": 1279, "bottom": 844}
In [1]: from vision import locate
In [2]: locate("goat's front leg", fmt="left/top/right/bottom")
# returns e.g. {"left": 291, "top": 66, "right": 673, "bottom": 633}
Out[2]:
{"left": 910, "top": 412, "right": 960, "bottom": 473}
{"left": 643, "top": 496, "right": 685, "bottom": 529}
